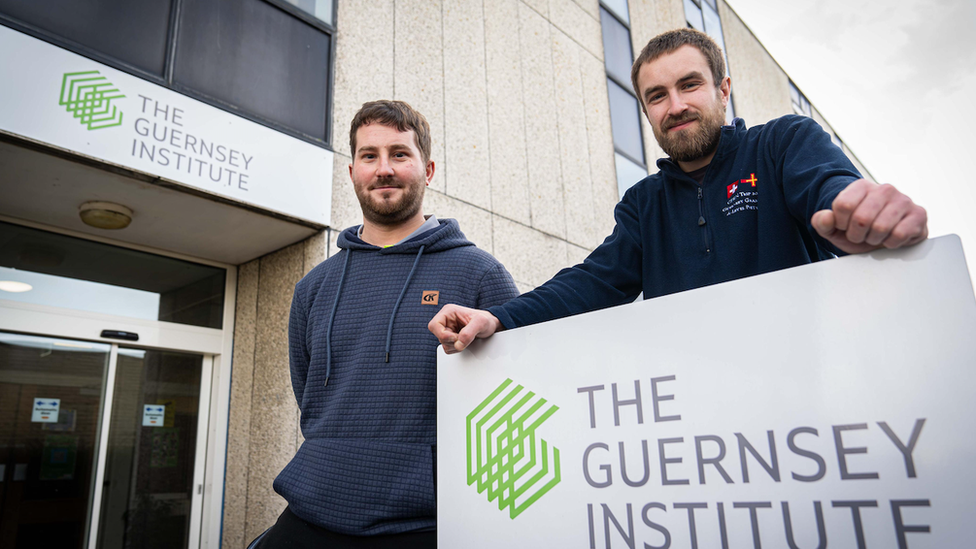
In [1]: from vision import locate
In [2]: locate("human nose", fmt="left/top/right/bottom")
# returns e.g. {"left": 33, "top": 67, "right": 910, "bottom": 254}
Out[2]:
{"left": 376, "top": 154, "right": 395, "bottom": 176}
{"left": 667, "top": 91, "right": 688, "bottom": 117}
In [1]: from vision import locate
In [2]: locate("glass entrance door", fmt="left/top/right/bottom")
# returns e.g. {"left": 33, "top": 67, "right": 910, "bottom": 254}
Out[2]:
{"left": 0, "top": 220, "right": 230, "bottom": 549}
{"left": 0, "top": 331, "right": 211, "bottom": 549}
{"left": 96, "top": 348, "right": 205, "bottom": 549}
{"left": 0, "top": 332, "right": 111, "bottom": 548}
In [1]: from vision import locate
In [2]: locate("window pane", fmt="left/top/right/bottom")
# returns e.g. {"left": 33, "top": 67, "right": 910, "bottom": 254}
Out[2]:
{"left": 615, "top": 152, "right": 647, "bottom": 198}
{"left": 0, "top": 0, "right": 172, "bottom": 75}
{"left": 702, "top": 0, "right": 718, "bottom": 10}
{"left": 282, "top": 0, "right": 333, "bottom": 26}
{"left": 174, "top": 0, "right": 331, "bottom": 141}
{"left": 683, "top": 0, "right": 704, "bottom": 31}
{"left": 601, "top": 0, "right": 630, "bottom": 24}
{"left": 0, "top": 222, "right": 226, "bottom": 329}
{"left": 701, "top": 3, "right": 727, "bottom": 55}
{"left": 789, "top": 82, "right": 801, "bottom": 106}
{"left": 607, "top": 79, "right": 645, "bottom": 164}
{"left": 600, "top": 7, "right": 634, "bottom": 86}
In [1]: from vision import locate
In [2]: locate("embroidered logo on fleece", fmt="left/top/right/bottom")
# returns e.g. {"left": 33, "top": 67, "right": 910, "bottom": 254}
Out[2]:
{"left": 723, "top": 173, "right": 759, "bottom": 217}
{"left": 422, "top": 290, "right": 439, "bottom": 305}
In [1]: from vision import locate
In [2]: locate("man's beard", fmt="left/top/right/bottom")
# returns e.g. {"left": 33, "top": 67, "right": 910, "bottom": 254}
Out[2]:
{"left": 653, "top": 101, "right": 725, "bottom": 163}
{"left": 355, "top": 175, "right": 426, "bottom": 227}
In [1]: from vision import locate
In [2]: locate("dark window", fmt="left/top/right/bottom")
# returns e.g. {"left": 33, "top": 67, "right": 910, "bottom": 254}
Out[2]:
{"left": 600, "top": 8, "right": 634, "bottom": 88}
{"left": 683, "top": 0, "right": 705, "bottom": 32}
{"left": 0, "top": 0, "right": 335, "bottom": 147}
{"left": 600, "top": 2, "right": 647, "bottom": 197}
{"left": 0, "top": 0, "right": 173, "bottom": 76}
{"left": 607, "top": 79, "right": 645, "bottom": 166}
{"left": 790, "top": 81, "right": 812, "bottom": 116}
{"left": 174, "top": 0, "right": 331, "bottom": 141}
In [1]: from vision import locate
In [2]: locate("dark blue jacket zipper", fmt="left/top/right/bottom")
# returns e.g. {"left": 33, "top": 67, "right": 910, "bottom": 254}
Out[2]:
{"left": 697, "top": 185, "right": 710, "bottom": 253}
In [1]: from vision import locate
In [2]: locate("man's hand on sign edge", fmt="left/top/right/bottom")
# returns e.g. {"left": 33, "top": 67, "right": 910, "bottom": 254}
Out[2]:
{"left": 428, "top": 304, "right": 503, "bottom": 353}
{"left": 812, "top": 178, "right": 928, "bottom": 254}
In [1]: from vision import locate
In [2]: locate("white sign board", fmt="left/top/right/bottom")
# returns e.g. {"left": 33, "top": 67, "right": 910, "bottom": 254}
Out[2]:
{"left": 438, "top": 235, "right": 976, "bottom": 549}
{"left": 143, "top": 404, "right": 166, "bottom": 427}
{"left": 0, "top": 26, "right": 332, "bottom": 225}
{"left": 31, "top": 398, "right": 60, "bottom": 423}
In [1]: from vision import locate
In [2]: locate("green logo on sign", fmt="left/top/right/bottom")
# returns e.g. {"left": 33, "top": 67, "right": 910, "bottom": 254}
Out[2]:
{"left": 59, "top": 71, "right": 125, "bottom": 130}
{"left": 466, "top": 378, "right": 560, "bottom": 519}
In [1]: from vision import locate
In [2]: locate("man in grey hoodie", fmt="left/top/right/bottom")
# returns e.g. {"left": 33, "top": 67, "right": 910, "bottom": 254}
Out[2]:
{"left": 250, "top": 100, "right": 518, "bottom": 548}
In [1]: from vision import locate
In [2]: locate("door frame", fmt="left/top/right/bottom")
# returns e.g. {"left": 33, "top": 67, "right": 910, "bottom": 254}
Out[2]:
{"left": 0, "top": 215, "right": 237, "bottom": 549}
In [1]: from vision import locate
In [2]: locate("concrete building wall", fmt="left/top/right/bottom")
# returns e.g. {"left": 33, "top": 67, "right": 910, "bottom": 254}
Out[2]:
{"left": 222, "top": 235, "right": 325, "bottom": 548}
{"left": 328, "top": 0, "right": 620, "bottom": 283}
{"left": 222, "top": 1, "right": 878, "bottom": 545}
{"left": 719, "top": 1, "right": 794, "bottom": 125}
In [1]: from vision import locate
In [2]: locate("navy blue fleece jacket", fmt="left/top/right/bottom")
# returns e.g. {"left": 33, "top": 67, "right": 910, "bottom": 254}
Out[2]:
{"left": 274, "top": 218, "right": 518, "bottom": 535}
{"left": 490, "top": 115, "right": 861, "bottom": 328}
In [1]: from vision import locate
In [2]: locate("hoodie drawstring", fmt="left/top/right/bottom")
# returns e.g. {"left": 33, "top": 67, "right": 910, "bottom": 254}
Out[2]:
{"left": 386, "top": 245, "right": 425, "bottom": 363}
{"left": 324, "top": 250, "right": 352, "bottom": 386}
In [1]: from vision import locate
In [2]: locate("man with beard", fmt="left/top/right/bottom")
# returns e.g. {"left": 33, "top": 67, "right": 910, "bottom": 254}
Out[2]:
{"left": 249, "top": 100, "right": 517, "bottom": 548}
{"left": 428, "top": 28, "right": 927, "bottom": 352}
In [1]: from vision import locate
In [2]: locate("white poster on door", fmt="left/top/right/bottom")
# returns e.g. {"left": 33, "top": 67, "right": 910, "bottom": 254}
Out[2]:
{"left": 143, "top": 404, "right": 166, "bottom": 427}
{"left": 31, "top": 398, "right": 61, "bottom": 423}
{"left": 437, "top": 235, "right": 976, "bottom": 549}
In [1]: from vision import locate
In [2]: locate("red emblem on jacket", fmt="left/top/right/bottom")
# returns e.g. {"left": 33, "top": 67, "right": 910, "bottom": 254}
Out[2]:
{"left": 727, "top": 182, "right": 738, "bottom": 199}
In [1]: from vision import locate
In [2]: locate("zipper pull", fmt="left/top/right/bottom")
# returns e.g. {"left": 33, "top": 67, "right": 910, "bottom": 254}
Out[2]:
{"left": 697, "top": 186, "right": 706, "bottom": 226}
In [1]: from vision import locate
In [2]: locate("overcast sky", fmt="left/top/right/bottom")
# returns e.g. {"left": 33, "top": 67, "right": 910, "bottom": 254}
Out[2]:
{"left": 725, "top": 0, "right": 976, "bottom": 275}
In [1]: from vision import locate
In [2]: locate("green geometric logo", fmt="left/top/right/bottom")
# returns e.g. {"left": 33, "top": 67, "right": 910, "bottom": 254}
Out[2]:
{"left": 466, "top": 378, "right": 560, "bottom": 519}
{"left": 59, "top": 71, "right": 125, "bottom": 130}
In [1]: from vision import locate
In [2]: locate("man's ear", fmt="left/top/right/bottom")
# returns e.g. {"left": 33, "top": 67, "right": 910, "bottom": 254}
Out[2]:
{"left": 720, "top": 76, "right": 732, "bottom": 107}
{"left": 425, "top": 160, "right": 436, "bottom": 185}
{"left": 348, "top": 162, "right": 354, "bottom": 181}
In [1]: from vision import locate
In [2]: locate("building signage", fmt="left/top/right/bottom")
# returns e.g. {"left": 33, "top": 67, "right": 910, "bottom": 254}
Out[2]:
{"left": 0, "top": 26, "right": 332, "bottom": 226}
{"left": 143, "top": 404, "right": 166, "bottom": 427}
{"left": 438, "top": 235, "right": 976, "bottom": 549}
{"left": 32, "top": 398, "right": 61, "bottom": 423}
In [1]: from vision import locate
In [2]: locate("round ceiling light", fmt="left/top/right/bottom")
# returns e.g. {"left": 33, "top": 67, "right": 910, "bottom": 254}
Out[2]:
{"left": 79, "top": 201, "right": 133, "bottom": 230}
{"left": 0, "top": 281, "right": 33, "bottom": 293}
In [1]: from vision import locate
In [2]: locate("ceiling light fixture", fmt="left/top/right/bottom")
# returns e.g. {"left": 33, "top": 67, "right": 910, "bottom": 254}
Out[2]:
{"left": 79, "top": 201, "right": 133, "bottom": 230}
{"left": 0, "top": 281, "right": 32, "bottom": 293}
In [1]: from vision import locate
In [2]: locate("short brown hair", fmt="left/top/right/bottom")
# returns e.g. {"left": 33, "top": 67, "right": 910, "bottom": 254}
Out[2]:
{"left": 349, "top": 100, "right": 432, "bottom": 163}
{"left": 630, "top": 28, "right": 726, "bottom": 111}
